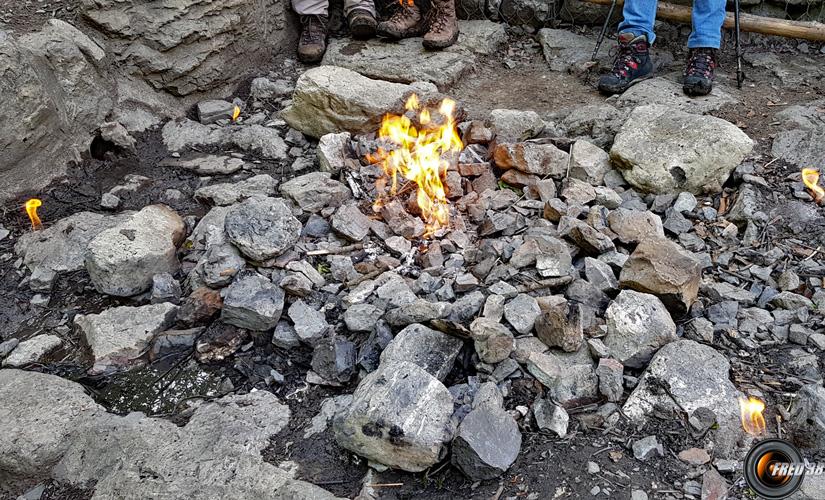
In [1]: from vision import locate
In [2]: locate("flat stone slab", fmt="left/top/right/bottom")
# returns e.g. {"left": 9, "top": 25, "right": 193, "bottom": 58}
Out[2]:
{"left": 610, "top": 76, "right": 738, "bottom": 115}
{"left": 322, "top": 20, "right": 507, "bottom": 88}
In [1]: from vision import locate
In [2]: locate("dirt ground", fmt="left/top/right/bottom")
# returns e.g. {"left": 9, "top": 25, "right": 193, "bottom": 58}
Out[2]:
{"left": 2, "top": 13, "right": 825, "bottom": 500}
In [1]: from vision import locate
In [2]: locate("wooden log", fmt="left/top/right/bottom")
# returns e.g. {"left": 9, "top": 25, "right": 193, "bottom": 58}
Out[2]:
{"left": 582, "top": 0, "right": 825, "bottom": 42}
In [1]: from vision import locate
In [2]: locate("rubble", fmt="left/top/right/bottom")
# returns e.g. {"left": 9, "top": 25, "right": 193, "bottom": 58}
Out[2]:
{"left": 280, "top": 172, "right": 352, "bottom": 213}
{"left": 451, "top": 406, "right": 521, "bottom": 480}
{"left": 1, "top": 335, "right": 62, "bottom": 368}
{"left": 225, "top": 197, "right": 302, "bottom": 261}
{"left": 604, "top": 290, "right": 677, "bottom": 368}
{"left": 221, "top": 273, "right": 285, "bottom": 331}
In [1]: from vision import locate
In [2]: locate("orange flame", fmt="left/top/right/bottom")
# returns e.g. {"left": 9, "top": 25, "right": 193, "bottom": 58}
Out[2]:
{"left": 372, "top": 94, "right": 462, "bottom": 238}
{"left": 802, "top": 168, "right": 824, "bottom": 203}
{"left": 739, "top": 396, "right": 766, "bottom": 436}
{"left": 232, "top": 105, "right": 241, "bottom": 122}
{"left": 25, "top": 198, "right": 42, "bottom": 231}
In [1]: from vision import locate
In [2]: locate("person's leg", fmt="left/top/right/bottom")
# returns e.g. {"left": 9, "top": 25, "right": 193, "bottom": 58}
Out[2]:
{"left": 377, "top": 0, "right": 425, "bottom": 39}
{"left": 293, "top": 0, "right": 329, "bottom": 63}
{"left": 344, "top": 0, "right": 377, "bottom": 39}
{"left": 617, "top": 0, "right": 658, "bottom": 45}
{"left": 683, "top": 0, "right": 725, "bottom": 95}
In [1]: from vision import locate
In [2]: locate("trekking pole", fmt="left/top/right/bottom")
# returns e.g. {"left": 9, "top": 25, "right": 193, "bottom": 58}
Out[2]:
{"left": 734, "top": 0, "right": 744, "bottom": 87}
{"left": 592, "top": 0, "right": 618, "bottom": 61}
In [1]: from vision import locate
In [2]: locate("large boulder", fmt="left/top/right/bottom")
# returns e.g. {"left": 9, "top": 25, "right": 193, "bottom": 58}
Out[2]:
{"left": 1, "top": 20, "right": 112, "bottom": 201}
{"left": 321, "top": 21, "right": 506, "bottom": 88}
{"left": 623, "top": 340, "right": 745, "bottom": 456}
{"left": 0, "top": 370, "right": 339, "bottom": 499}
{"left": 619, "top": 237, "right": 703, "bottom": 315}
{"left": 280, "top": 66, "right": 438, "bottom": 138}
{"left": 74, "top": 303, "right": 179, "bottom": 375}
{"left": 612, "top": 77, "right": 738, "bottom": 115}
{"left": 224, "top": 196, "right": 302, "bottom": 262}
{"left": 85, "top": 205, "right": 186, "bottom": 297}
{"left": 610, "top": 105, "right": 753, "bottom": 194}
{"left": 771, "top": 99, "right": 825, "bottom": 167}
{"left": 333, "top": 361, "right": 454, "bottom": 472}
{"left": 79, "top": 0, "right": 295, "bottom": 97}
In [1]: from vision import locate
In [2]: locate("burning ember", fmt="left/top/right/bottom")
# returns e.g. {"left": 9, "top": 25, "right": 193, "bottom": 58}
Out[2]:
{"left": 371, "top": 94, "right": 463, "bottom": 238}
{"left": 25, "top": 198, "right": 43, "bottom": 231}
{"left": 802, "top": 168, "right": 824, "bottom": 203}
{"left": 739, "top": 396, "right": 767, "bottom": 436}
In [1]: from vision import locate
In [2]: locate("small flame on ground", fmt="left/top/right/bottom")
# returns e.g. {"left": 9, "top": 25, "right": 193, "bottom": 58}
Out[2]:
{"left": 739, "top": 396, "right": 766, "bottom": 436}
{"left": 232, "top": 105, "right": 241, "bottom": 121}
{"left": 371, "top": 94, "right": 463, "bottom": 238}
{"left": 25, "top": 198, "right": 43, "bottom": 231}
{"left": 802, "top": 168, "right": 824, "bottom": 203}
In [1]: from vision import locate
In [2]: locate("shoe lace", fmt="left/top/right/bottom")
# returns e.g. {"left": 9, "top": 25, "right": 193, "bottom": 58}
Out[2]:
{"left": 301, "top": 16, "right": 326, "bottom": 43}
{"left": 388, "top": 4, "right": 416, "bottom": 23}
{"left": 610, "top": 41, "right": 644, "bottom": 80}
{"left": 685, "top": 49, "right": 716, "bottom": 78}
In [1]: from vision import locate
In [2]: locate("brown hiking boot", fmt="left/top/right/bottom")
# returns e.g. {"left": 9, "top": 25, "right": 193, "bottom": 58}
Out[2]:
{"left": 377, "top": 0, "right": 425, "bottom": 39}
{"left": 347, "top": 8, "right": 377, "bottom": 40}
{"left": 423, "top": 0, "right": 459, "bottom": 50}
{"left": 297, "top": 15, "right": 328, "bottom": 63}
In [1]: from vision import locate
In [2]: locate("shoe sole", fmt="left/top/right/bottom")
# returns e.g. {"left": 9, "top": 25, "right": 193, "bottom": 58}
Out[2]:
{"left": 376, "top": 26, "right": 425, "bottom": 39}
{"left": 597, "top": 72, "right": 653, "bottom": 95}
{"left": 297, "top": 51, "right": 325, "bottom": 64}
{"left": 350, "top": 22, "right": 376, "bottom": 40}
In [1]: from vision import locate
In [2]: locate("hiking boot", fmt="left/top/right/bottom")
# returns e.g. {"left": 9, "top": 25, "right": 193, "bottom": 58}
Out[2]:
{"left": 683, "top": 48, "right": 717, "bottom": 96}
{"left": 377, "top": 1, "right": 425, "bottom": 39}
{"left": 597, "top": 33, "right": 654, "bottom": 95}
{"left": 347, "top": 8, "right": 377, "bottom": 40}
{"left": 423, "top": 0, "right": 459, "bottom": 50}
{"left": 297, "top": 15, "right": 328, "bottom": 63}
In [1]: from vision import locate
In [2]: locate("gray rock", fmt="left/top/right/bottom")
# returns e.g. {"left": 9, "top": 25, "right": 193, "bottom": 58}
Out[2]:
{"left": 195, "top": 321, "right": 249, "bottom": 363}
{"left": 585, "top": 257, "right": 618, "bottom": 292}
{"left": 451, "top": 407, "right": 521, "bottom": 480}
{"left": 197, "top": 100, "right": 236, "bottom": 124}
{"left": 384, "top": 299, "right": 452, "bottom": 327}
{"left": 489, "top": 109, "right": 545, "bottom": 142}
{"left": 535, "top": 301, "right": 583, "bottom": 352}
{"left": 358, "top": 322, "right": 395, "bottom": 373}
{"left": 632, "top": 435, "right": 664, "bottom": 461}
{"left": 1, "top": 20, "right": 111, "bottom": 202}
{"left": 619, "top": 237, "right": 703, "bottom": 315}
{"left": 605, "top": 290, "right": 677, "bottom": 368}
{"left": 0, "top": 370, "right": 337, "bottom": 499}
{"left": 538, "top": 28, "right": 605, "bottom": 72}
{"left": 562, "top": 217, "right": 615, "bottom": 255}
{"left": 596, "top": 358, "right": 624, "bottom": 402}
{"left": 380, "top": 324, "right": 463, "bottom": 381}
{"left": 344, "top": 303, "right": 385, "bottom": 332}
{"left": 1, "top": 335, "right": 62, "bottom": 368}
{"left": 198, "top": 243, "right": 246, "bottom": 288}
{"left": 159, "top": 154, "right": 245, "bottom": 175}
{"left": 288, "top": 300, "right": 330, "bottom": 345}
{"left": 0, "top": 338, "right": 20, "bottom": 358}
{"left": 673, "top": 192, "right": 698, "bottom": 213}
{"left": 322, "top": 21, "right": 506, "bottom": 88}
{"left": 470, "top": 318, "right": 515, "bottom": 364}
{"left": 75, "top": 303, "right": 178, "bottom": 375}
{"left": 448, "top": 290, "right": 486, "bottom": 323}
{"left": 15, "top": 212, "right": 131, "bottom": 279}
{"left": 613, "top": 77, "right": 737, "bottom": 115}
{"left": 150, "top": 328, "right": 203, "bottom": 360}
{"left": 331, "top": 203, "right": 371, "bottom": 241}
{"left": 318, "top": 132, "right": 352, "bottom": 173}
{"left": 151, "top": 272, "right": 182, "bottom": 304}
{"left": 100, "top": 192, "right": 121, "bottom": 210}
{"left": 272, "top": 321, "right": 302, "bottom": 350}
{"left": 607, "top": 208, "right": 665, "bottom": 244}
{"left": 624, "top": 340, "right": 745, "bottom": 456}
{"left": 194, "top": 174, "right": 278, "bottom": 206}
{"left": 85, "top": 205, "right": 185, "bottom": 297}
{"left": 771, "top": 99, "right": 825, "bottom": 168}
{"left": 221, "top": 274, "right": 285, "bottom": 331}
{"left": 333, "top": 361, "right": 454, "bottom": 472}
{"left": 311, "top": 337, "right": 357, "bottom": 383}
{"left": 525, "top": 351, "right": 562, "bottom": 387}
{"left": 250, "top": 77, "right": 293, "bottom": 99}
{"left": 280, "top": 172, "right": 352, "bottom": 213}
{"left": 162, "top": 120, "right": 288, "bottom": 160}
{"left": 551, "top": 363, "right": 599, "bottom": 403}
{"left": 611, "top": 105, "right": 753, "bottom": 194}
{"left": 684, "top": 317, "right": 715, "bottom": 343}
{"left": 281, "top": 65, "right": 438, "bottom": 138}
{"left": 771, "top": 291, "right": 813, "bottom": 310}
{"left": 533, "top": 398, "right": 569, "bottom": 437}
{"left": 225, "top": 197, "right": 302, "bottom": 261}
{"left": 789, "top": 384, "right": 825, "bottom": 450}
{"left": 569, "top": 140, "right": 612, "bottom": 185}
{"left": 504, "top": 294, "right": 541, "bottom": 334}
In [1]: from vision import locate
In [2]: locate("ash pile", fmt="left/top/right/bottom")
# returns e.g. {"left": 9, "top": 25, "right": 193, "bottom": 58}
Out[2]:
{"left": 3, "top": 64, "right": 825, "bottom": 499}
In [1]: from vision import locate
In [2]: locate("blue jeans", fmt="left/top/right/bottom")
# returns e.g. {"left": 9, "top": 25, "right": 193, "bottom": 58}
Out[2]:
{"left": 618, "top": 0, "right": 726, "bottom": 48}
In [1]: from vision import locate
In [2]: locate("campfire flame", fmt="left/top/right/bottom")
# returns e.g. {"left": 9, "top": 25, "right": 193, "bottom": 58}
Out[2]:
{"left": 371, "top": 94, "right": 463, "bottom": 238}
{"left": 739, "top": 396, "right": 766, "bottom": 436}
{"left": 25, "top": 198, "right": 43, "bottom": 231}
{"left": 802, "top": 168, "right": 824, "bottom": 203}
{"left": 232, "top": 105, "right": 241, "bottom": 122}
